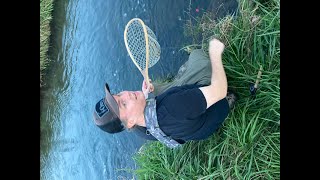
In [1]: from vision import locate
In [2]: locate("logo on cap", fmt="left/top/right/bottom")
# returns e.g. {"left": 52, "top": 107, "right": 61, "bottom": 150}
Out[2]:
{"left": 95, "top": 99, "right": 109, "bottom": 118}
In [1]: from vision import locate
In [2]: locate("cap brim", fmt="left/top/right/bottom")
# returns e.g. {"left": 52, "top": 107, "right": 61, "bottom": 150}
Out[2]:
{"left": 104, "top": 85, "right": 120, "bottom": 119}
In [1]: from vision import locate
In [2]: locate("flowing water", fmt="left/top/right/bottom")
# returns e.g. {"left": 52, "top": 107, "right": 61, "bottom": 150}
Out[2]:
{"left": 40, "top": 0, "right": 238, "bottom": 179}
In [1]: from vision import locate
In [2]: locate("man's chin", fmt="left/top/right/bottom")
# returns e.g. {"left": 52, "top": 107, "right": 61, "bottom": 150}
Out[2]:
{"left": 135, "top": 91, "right": 144, "bottom": 100}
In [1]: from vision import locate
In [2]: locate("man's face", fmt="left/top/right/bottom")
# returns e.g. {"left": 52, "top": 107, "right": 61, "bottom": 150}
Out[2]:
{"left": 113, "top": 90, "right": 146, "bottom": 126}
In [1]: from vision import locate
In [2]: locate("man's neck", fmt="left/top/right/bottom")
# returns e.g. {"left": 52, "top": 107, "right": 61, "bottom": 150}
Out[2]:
{"left": 135, "top": 113, "right": 146, "bottom": 127}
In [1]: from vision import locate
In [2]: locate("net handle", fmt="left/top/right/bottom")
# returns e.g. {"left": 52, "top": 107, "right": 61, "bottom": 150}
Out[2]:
{"left": 124, "top": 18, "right": 151, "bottom": 87}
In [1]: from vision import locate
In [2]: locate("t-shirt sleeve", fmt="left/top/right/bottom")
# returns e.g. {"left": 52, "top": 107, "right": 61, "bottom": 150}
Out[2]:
{"left": 163, "top": 87, "right": 207, "bottom": 119}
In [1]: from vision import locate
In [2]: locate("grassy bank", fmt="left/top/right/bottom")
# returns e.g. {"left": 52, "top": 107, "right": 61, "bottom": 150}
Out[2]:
{"left": 133, "top": 0, "right": 280, "bottom": 179}
{"left": 40, "top": 0, "right": 54, "bottom": 87}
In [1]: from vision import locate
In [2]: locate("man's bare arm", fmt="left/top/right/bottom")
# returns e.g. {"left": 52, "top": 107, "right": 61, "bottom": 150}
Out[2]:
{"left": 199, "top": 38, "right": 228, "bottom": 109}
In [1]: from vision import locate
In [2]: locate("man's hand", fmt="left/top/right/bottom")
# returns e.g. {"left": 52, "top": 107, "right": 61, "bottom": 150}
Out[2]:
{"left": 142, "top": 79, "right": 154, "bottom": 99}
{"left": 209, "top": 38, "right": 225, "bottom": 59}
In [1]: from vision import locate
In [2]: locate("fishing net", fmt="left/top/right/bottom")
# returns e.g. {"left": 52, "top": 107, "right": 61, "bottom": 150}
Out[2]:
{"left": 124, "top": 18, "right": 161, "bottom": 71}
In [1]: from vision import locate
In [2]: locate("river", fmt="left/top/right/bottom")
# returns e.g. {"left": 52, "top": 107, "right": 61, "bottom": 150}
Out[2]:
{"left": 40, "top": 0, "right": 238, "bottom": 179}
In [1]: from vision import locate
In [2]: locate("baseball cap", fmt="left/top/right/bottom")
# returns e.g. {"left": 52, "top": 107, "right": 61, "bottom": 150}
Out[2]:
{"left": 93, "top": 83, "right": 124, "bottom": 133}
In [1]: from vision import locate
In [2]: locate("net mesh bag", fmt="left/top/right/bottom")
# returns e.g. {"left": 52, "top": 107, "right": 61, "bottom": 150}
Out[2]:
{"left": 125, "top": 19, "right": 161, "bottom": 70}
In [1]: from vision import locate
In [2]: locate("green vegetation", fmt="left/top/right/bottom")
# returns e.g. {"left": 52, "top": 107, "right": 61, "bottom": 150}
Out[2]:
{"left": 40, "top": 0, "right": 54, "bottom": 87}
{"left": 133, "top": 0, "right": 280, "bottom": 179}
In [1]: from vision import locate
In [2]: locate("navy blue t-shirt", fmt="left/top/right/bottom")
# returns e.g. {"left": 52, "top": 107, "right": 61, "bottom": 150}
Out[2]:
{"left": 132, "top": 84, "right": 229, "bottom": 143}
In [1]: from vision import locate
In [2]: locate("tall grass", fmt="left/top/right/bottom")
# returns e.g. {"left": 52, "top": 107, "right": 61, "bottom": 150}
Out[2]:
{"left": 40, "top": 0, "right": 54, "bottom": 87}
{"left": 133, "top": 0, "right": 280, "bottom": 179}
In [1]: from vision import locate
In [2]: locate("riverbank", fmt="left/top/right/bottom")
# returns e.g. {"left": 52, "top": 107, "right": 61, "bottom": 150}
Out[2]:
{"left": 40, "top": 0, "right": 54, "bottom": 87}
{"left": 133, "top": 0, "right": 280, "bottom": 179}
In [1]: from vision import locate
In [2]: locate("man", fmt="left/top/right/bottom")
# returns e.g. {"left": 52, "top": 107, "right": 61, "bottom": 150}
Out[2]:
{"left": 93, "top": 38, "right": 237, "bottom": 147}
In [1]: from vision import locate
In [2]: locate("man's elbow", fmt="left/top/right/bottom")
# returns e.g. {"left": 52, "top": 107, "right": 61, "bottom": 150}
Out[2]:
{"left": 217, "top": 89, "right": 227, "bottom": 102}
{"left": 210, "top": 84, "right": 227, "bottom": 103}
{"left": 221, "top": 84, "right": 228, "bottom": 99}
{"left": 200, "top": 84, "right": 227, "bottom": 109}
{"left": 215, "top": 82, "right": 228, "bottom": 100}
